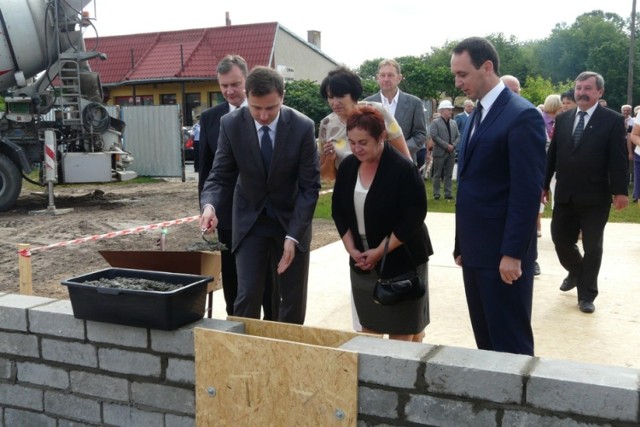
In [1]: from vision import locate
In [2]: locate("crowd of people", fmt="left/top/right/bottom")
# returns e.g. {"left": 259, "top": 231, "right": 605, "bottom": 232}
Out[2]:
{"left": 197, "top": 36, "right": 632, "bottom": 357}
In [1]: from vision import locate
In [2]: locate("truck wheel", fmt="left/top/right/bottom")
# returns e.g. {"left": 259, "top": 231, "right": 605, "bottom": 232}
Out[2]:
{"left": 0, "top": 153, "right": 22, "bottom": 212}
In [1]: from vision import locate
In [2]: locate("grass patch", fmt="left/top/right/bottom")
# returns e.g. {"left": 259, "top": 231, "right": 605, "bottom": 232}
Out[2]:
{"left": 315, "top": 180, "right": 640, "bottom": 224}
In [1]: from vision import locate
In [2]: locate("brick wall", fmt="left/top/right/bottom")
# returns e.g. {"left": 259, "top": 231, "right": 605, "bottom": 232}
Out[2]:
{"left": 0, "top": 293, "right": 638, "bottom": 426}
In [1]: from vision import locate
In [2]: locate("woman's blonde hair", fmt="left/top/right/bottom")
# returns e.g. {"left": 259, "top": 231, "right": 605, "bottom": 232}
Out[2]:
{"left": 543, "top": 94, "right": 562, "bottom": 114}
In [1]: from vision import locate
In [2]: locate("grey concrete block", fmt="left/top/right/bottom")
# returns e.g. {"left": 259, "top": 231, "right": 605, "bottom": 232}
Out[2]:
{"left": 0, "top": 383, "right": 43, "bottom": 411}
{"left": 340, "top": 336, "right": 435, "bottom": 388}
{"left": 103, "top": 403, "right": 164, "bottom": 427}
{"left": 98, "top": 348, "right": 161, "bottom": 377}
{"left": 44, "top": 391, "right": 101, "bottom": 424}
{"left": 358, "top": 386, "right": 399, "bottom": 419}
{"left": 17, "top": 362, "right": 69, "bottom": 389}
{"left": 166, "top": 358, "right": 195, "bottom": 384}
{"left": 70, "top": 371, "right": 129, "bottom": 401}
{"left": 29, "top": 300, "right": 84, "bottom": 339}
{"left": 41, "top": 338, "right": 97, "bottom": 368}
{"left": 0, "top": 357, "right": 13, "bottom": 380}
{"left": 0, "top": 294, "right": 56, "bottom": 331}
{"left": 5, "top": 408, "right": 56, "bottom": 427}
{"left": 0, "top": 331, "right": 39, "bottom": 357}
{"left": 425, "top": 346, "right": 531, "bottom": 404}
{"left": 131, "top": 382, "right": 195, "bottom": 414}
{"left": 503, "top": 410, "right": 610, "bottom": 427}
{"left": 528, "top": 358, "right": 639, "bottom": 422}
{"left": 87, "top": 320, "right": 148, "bottom": 347}
{"left": 150, "top": 318, "right": 243, "bottom": 356}
{"left": 405, "top": 393, "right": 497, "bottom": 426}
{"left": 165, "top": 413, "right": 196, "bottom": 427}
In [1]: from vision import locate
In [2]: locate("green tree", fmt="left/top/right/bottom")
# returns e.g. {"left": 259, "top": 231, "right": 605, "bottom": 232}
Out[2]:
{"left": 520, "top": 76, "right": 573, "bottom": 106}
{"left": 283, "top": 80, "right": 331, "bottom": 132}
{"left": 532, "top": 11, "right": 631, "bottom": 108}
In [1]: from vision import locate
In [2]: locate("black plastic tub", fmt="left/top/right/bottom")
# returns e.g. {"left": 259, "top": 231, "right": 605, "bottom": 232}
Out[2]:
{"left": 61, "top": 268, "right": 213, "bottom": 330}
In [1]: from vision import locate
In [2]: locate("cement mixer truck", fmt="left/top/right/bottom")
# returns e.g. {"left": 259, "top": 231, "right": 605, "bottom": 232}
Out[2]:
{"left": 0, "top": 0, "right": 135, "bottom": 212}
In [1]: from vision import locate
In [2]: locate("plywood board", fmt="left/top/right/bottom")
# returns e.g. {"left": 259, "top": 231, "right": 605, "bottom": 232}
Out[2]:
{"left": 195, "top": 328, "right": 358, "bottom": 426}
{"left": 227, "top": 316, "right": 360, "bottom": 348}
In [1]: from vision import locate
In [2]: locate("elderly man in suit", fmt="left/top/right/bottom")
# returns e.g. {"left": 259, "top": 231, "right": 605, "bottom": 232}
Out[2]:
{"left": 454, "top": 99, "right": 475, "bottom": 134}
{"left": 364, "top": 59, "right": 427, "bottom": 163}
{"left": 543, "top": 71, "right": 628, "bottom": 314}
{"left": 198, "top": 54, "right": 276, "bottom": 319}
{"left": 451, "top": 37, "right": 546, "bottom": 356}
{"left": 200, "top": 66, "right": 320, "bottom": 324}
{"left": 430, "top": 99, "right": 460, "bottom": 200}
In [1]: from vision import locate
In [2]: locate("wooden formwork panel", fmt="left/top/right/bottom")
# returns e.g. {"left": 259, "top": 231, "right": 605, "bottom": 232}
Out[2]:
{"left": 227, "top": 316, "right": 361, "bottom": 348}
{"left": 194, "top": 326, "right": 358, "bottom": 426}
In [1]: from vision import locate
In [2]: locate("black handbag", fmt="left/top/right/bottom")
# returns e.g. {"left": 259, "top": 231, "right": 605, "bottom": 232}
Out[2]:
{"left": 373, "top": 237, "right": 426, "bottom": 305}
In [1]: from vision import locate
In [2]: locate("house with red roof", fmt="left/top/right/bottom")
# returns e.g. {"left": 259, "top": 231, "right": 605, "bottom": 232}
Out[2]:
{"left": 85, "top": 22, "right": 338, "bottom": 125}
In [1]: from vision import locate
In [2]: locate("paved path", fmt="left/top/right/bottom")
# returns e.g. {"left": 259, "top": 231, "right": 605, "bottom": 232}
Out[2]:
{"left": 208, "top": 209, "right": 640, "bottom": 369}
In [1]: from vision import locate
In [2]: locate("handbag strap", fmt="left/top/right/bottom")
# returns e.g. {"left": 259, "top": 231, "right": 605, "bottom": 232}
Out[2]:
{"left": 378, "top": 234, "right": 419, "bottom": 277}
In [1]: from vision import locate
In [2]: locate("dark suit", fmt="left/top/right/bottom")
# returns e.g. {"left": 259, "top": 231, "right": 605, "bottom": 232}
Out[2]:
{"left": 198, "top": 103, "right": 242, "bottom": 316}
{"left": 455, "top": 87, "right": 546, "bottom": 355}
{"left": 200, "top": 105, "right": 320, "bottom": 324}
{"left": 455, "top": 112, "right": 470, "bottom": 135}
{"left": 544, "top": 105, "right": 627, "bottom": 303}
{"left": 364, "top": 91, "right": 427, "bottom": 162}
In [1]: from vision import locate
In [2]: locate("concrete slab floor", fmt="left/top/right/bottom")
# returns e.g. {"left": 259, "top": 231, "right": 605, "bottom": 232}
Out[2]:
{"left": 209, "top": 212, "right": 640, "bottom": 369}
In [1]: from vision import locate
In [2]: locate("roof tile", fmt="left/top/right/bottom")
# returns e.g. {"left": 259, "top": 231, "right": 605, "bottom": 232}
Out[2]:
{"left": 85, "top": 23, "right": 278, "bottom": 84}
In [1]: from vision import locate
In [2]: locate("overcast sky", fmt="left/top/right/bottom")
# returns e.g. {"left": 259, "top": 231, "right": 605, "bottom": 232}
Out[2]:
{"left": 87, "top": 0, "right": 633, "bottom": 68}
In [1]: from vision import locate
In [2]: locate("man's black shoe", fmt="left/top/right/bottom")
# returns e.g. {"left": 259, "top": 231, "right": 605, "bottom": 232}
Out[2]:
{"left": 578, "top": 300, "right": 595, "bottom": 313}
{"left": 434, "top": 194, "right": 441, "bottom": 200}
{"left": 559, "top": 275, "right": 577, "bottom": 292}
{"left": 533, "top": 261, "right": 541, "bottom": 276}
{"left": 444, "top": 195, "right": 454, "bottom": 200}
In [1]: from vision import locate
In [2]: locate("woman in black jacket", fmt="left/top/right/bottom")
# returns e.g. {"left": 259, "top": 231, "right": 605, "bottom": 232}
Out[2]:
{"left": 332, "top": 105, "right": 433, "bottom": 342}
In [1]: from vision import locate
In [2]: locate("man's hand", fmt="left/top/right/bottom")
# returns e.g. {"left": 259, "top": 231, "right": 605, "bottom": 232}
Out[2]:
{"left": 541, "top": 189, "right": 549, "bottom": 205}
{"left": 613, "top": 194, "right": 629, "bottom": 211}
{"left": 454, "top": 255, "right": 463, "bottom": 267}
{"left": 499, "top": 255, "right": 522, "bottom": 285}
{"left": 277, "top": 239, "right": 296, "bottom": 274}
{"left": 199, "top": 205, "right": 218, "bottom": 233}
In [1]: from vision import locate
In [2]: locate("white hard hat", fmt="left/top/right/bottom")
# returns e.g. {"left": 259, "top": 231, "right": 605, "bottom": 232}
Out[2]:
{"left": 438, "top": 100, "right": 454, "bottom": 110}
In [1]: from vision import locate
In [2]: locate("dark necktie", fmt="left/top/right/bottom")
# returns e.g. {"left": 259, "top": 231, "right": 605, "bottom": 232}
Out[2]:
{"left": 260, "top": 125, "right": 273, "bottom": 173}
{"left": 573, "top": 111, "right": 587, "bottom": 146}
{"left": 469, "top": 102, "right": 483, "bottom": 140}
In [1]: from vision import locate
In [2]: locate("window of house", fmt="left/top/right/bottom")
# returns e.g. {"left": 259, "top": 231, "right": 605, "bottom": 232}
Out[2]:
{"left": 115, "top": 95, "right": 154, "bottom": 106}
{"left": 185, "top": 93, "right": 201, "bottom": 126}
{"left": 161, "top": 94, "right": 177, "bottom": 105}
{"left": 209, "top": 92, "right": 224, "bottom": 106}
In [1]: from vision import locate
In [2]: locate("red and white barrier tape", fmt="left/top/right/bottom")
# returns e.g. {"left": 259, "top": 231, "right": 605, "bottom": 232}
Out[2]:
{"left": 17, "top": 189, "right": 334, "bottom": 258}
{"left": 17, "top": 215, "right": 200, "bottom": 258}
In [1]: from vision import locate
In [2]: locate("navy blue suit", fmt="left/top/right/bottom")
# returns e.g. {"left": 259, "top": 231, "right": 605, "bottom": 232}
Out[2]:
{"left": 454, "top": 87, "right": 546, "bottom": 355}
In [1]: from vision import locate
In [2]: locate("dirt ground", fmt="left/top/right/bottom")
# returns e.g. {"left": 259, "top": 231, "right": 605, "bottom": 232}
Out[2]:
{"left": 0, "top": 179, "right": 340, "bottom": 300}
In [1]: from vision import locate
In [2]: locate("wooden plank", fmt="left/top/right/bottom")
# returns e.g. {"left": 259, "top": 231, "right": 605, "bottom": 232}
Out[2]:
{"left": 227, "top": 316, "right": 360, "bottom": 348}
{"left": 18, "top": 244, "right": 33, "bottom": 295}
{"left": 195, "top": 328, "right": 357, "bottom": 426}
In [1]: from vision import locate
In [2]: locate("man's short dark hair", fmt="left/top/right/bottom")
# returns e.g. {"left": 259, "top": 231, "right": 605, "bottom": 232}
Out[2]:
{"left": 452, "top": 37, "right": 500, "bottom": 75}
{"left": 245, "top": 66, "right": 284, "bottom": 97}
{"left": 216, "top": 54, "right": 248, "bottom": 76}
{"left": 319, "top": 66, "right": 362, "bottom": 102}
{"left": 576, "top": 71, "right": 605, "bottom": 90}
{"left": 561, "top": 88, "right": 575, "bottom": 102}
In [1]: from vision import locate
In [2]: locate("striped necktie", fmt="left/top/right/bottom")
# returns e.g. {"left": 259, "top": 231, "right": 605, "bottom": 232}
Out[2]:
{"left": 573, "top": 111, "right": 587, "bottom": 146}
